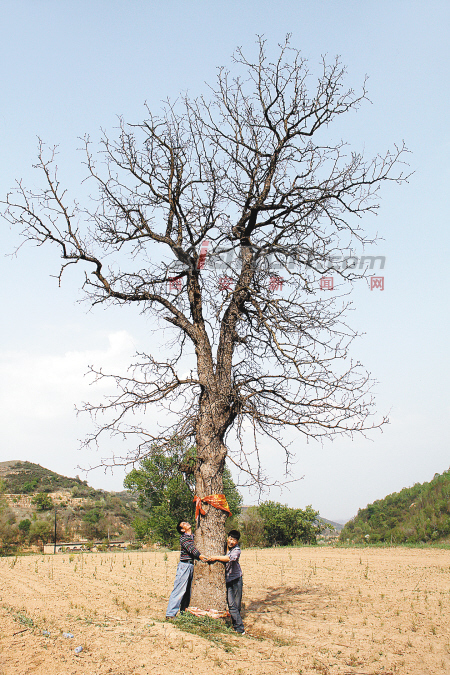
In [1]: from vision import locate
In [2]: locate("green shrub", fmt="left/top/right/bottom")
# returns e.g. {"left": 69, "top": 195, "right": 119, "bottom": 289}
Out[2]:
{"left": 18, "top": 519, "right": 31, "bottom": 535}
{"left": 31, "top": 493, "right": 54, "bottom": 512}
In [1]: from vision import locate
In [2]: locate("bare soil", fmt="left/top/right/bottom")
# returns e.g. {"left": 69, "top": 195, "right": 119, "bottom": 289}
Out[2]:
{"left": 1, "top": 546, "right": 449, "bottom": 674}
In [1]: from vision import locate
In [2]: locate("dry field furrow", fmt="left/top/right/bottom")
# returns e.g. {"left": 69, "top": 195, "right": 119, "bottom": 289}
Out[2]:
{"left": 1, "top": 547, "right": 449, "bottom": 674}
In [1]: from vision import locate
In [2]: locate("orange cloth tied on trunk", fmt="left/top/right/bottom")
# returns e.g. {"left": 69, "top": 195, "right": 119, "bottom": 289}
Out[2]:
{"left": 193, "top": 494, "right": 232, "bottom": 522}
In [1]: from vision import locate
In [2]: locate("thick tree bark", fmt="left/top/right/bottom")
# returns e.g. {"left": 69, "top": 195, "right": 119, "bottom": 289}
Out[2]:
{"left": 189, "top": 430, "right": 229, "bottom": 611}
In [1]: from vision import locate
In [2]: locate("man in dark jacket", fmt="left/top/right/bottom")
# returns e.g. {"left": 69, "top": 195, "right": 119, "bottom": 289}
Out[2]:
{"left": 166, "top": 520, "right": 207, "bottom": 618}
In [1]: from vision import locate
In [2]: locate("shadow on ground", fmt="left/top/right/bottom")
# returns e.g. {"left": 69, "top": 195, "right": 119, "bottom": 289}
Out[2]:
{"left": 244, "top": 584, "right": 320, "bottom": 615}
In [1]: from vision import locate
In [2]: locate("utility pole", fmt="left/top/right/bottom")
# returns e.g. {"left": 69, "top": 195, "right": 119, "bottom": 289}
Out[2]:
{"left": 54, "top": 507, "right": 57, "bottom": 554}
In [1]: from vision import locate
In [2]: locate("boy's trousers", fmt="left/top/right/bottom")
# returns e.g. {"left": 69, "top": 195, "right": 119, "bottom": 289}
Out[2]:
{"left": 226, "top": 576, "right": 244, "bottom": 633}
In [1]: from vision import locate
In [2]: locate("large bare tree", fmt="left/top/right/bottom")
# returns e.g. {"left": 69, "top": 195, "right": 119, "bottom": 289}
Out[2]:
{"left": 3, "top": 38, "right": 407, "bottom": 610}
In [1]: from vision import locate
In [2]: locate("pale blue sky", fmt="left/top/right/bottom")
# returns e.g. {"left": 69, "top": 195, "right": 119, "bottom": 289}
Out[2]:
{"left": 1, "top": 1, "right": 449, "bottom": 521}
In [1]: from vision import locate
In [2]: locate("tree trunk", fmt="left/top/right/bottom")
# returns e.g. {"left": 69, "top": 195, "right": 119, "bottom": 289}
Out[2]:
{"left": 189, "top": 436, "right": 229, "bottom": 611}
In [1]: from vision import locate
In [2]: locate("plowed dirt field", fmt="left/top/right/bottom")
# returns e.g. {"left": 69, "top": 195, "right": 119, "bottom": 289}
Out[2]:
{"left": 1, "top": 547, "right": 449, "bottom": 674}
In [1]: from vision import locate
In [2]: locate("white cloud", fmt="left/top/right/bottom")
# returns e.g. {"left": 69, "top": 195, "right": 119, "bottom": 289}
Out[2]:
{"left": 0, "top": 331, "right": 144, "bottom": 490}
{"left": 0, "top": 330, "right": 136, "bottom": 422}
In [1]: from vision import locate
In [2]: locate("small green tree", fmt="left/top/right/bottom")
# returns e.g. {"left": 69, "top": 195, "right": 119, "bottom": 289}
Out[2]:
{"left": 23, "top": 479, "right": 39, "bottom": 493}
{"left": 222, "top": 467, "right": 243, "bottom": 520}
{"left": 29, "top": 520, "right": 52, "bottom": 546}
{"left": 18, "top": 519, "right": 32, "bottom": 537}
{"left": 31, "top": 493, "right": 54, "bottom": 511}
{"left": 83, "top": 507, "right": 101, "bottom": 524}
{"left": 0, "top": 521, "right": 19, "bottom": 555}
{"left": 0, "top": 490, "right": 19, "bottom": 555}
{"left": 132, "top": 516, "right": 151, "bottom": 541}
{"left": 240, "top": 506, "right": 266, "bottom": 548}
{"left": 81, "top": 508, "right": 108, "bottom": 540}
{"left": 258, "top": 501, "right": 323, "bottom": 546}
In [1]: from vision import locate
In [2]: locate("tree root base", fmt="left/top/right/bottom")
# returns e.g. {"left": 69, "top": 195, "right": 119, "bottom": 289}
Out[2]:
{"left": 186, "top": 607, "right": 230, "bottom": 619}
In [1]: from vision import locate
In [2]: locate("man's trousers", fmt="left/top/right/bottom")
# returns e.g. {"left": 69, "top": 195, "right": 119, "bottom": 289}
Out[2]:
{"left": 166, "top": 561, "right": 194, "bottom": 617}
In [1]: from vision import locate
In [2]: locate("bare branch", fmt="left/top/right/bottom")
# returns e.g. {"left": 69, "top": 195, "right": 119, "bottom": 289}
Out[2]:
{"left": 2, "top": 36, "right": 409, "bottom": 494}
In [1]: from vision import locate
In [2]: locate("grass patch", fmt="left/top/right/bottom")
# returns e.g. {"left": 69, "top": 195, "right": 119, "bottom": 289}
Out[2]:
{"left": 1, "top": 603, "right": 35, "bottom": 629}
{"left": 170, "top": 612, "right": 236, "bottom": 650}
{"left": 13, "top": 611, "right": 34, "bottom": 627}
{"left": 272, "top": 636, "right": 293, "bottom": 646}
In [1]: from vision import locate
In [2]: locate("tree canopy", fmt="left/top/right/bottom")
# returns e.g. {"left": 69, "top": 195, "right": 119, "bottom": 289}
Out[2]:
{"left": 257, "top": 501, "right": 323, "bottom": 546}
{"left": 31, "top": 493, "right": 54, "bottom": 512}
{"left": 3, "top": 38, "right": 407, "bottom": 483}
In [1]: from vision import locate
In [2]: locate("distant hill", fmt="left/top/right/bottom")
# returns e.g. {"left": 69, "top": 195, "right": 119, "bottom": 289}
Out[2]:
{"left": 0, "top": 460, "right": 145, "bottom": 546}
{"left": 319, "top": 517, "right": 344, "bottom": 533}
{"left": 0, "top": 460, "right": 89, "bottom": 494}
{"left": 340, "top": 469, "right": 450, "bottom": 544}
